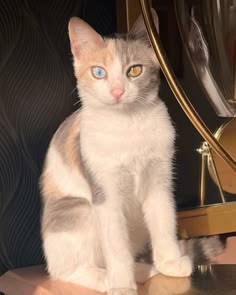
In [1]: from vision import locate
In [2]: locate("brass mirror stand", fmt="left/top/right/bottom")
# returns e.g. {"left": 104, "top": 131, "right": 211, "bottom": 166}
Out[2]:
{"left": 117, "top": 0, "right": 236, "bottom": 238}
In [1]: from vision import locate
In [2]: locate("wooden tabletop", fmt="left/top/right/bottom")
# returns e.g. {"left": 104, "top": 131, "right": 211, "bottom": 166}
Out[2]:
{"left": 1, "top": 264, "right": 236, "bottom": 295}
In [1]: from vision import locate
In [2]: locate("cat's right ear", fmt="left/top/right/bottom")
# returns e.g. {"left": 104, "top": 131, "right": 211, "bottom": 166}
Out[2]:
{"left": 68, "top": 17, "right": 103, "bottom": 58}
{"left": 130, "top": 8, "right": 159, "bottom": 39}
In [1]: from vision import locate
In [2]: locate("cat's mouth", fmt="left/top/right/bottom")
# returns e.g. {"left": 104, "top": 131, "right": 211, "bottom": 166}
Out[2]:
{"left": 106, "top": 96, "right": 134, "bottom": 107}
{"left": 104, "top": 97, "right": 145, "bottom": 112}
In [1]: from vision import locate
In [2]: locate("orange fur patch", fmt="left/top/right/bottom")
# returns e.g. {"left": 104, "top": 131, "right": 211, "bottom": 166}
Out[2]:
{"left": 40, "top": 172, "right": 64, "bottom": 199}
{"left": 40, "top": 117, "right": 81, "bottom": 199}
{"left": 65, "top": 119, "right": 80, "bottom": 168}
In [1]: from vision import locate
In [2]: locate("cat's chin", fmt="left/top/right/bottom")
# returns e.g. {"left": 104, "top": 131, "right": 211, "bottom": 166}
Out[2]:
{"left": 90, "top": 100, "right": 131, "bottom": 109}
{"left": 105, "top": 101, "right": 138, "bottom": 110}
{"left": 102, "top": 101, "right": 153, "bottom": 113}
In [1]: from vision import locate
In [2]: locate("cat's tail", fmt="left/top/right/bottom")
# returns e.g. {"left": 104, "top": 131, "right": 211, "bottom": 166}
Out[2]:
{"left": 178, "top": 236, "right": 225, "bottom": 265}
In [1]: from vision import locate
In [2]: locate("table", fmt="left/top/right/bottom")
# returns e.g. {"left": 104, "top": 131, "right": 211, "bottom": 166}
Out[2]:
{"left": 1, "top": 264, "right": 236, "bottom": 294}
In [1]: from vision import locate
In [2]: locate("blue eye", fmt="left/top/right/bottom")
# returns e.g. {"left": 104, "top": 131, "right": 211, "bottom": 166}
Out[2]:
{"left": 91, "top": 66, "right": 107, "bottom": 79}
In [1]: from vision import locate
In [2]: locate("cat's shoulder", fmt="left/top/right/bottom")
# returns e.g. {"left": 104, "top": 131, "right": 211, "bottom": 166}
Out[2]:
{"left": 40, "top": 110, "right": 85, "bottom": 199}
{"left": 52, "top": 109, "right": 81, "bottom": 147}
{"left": 46, "top": 109, "right": 81, "bottom": 168}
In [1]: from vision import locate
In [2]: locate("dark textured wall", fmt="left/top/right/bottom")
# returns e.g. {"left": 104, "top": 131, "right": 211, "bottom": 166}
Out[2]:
{"left": 0, "top": 0, "right": 116, "bottom": 275}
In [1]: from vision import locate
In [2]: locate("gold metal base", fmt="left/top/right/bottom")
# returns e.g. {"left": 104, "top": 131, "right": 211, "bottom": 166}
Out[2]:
{"left": 178, "top": 202, "right": 236, "bottom": 238}
{"left": 198, "top": 141, "right": 226, "bottom": 205}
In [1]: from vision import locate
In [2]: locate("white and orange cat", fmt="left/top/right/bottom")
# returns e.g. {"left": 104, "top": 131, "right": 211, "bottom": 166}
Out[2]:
{"left": 40, "top": 12, "right": 221, "bottom": 295}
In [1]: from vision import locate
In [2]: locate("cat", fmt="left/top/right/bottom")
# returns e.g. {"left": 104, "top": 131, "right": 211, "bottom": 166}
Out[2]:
{"left": 40, "top": 11, "right": 223, "bottom": 295}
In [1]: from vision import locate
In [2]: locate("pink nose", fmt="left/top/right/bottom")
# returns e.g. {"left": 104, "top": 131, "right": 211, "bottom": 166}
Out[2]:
{"left": 110, "top": 88, "right": 125, "bottom": 102}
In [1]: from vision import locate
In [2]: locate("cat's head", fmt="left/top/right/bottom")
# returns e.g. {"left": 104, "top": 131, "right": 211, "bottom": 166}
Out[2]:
{"left": 68, "top": 10, "right": 160, "bottom": 110}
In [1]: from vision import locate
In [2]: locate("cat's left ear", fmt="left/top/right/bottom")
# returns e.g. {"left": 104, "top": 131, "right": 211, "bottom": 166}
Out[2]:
{"left": 130, "top": 8, "right": 159, "bottom": 38}
{"left": 68, "top": 17, "right": 103, "bottom": 58}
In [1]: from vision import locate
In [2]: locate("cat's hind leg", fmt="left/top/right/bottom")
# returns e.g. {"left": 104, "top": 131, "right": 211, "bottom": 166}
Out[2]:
{"left": 42, "top": 196, "right": 107, "bottom": 292}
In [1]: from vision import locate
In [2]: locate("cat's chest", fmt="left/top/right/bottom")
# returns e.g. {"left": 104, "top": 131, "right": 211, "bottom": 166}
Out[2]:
{"left": 92, "top": 127, "right": 153, "bottom": 154}
{"left": 80, "top": 108, "right": 174, "bottom": 169}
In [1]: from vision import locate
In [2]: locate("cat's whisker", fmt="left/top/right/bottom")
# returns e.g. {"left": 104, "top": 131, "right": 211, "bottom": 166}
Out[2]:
{"left": 73, "top": 100, "right": 80, "bottom": 106}
{"left": 140, "top": 95, "right": 158, "bottom": 106}
{"left": 137, "top": 99, "right": 150, "bottom": 108}
{"left": 136, "top": 96, "right": 157, "bottom": 108}
{"left": 69, "top": 87, "right": 77, "bottom": 97}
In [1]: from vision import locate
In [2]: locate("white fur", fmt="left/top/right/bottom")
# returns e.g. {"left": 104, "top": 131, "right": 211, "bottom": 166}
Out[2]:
{"left": 80, "top": 99, "right": 192, "bottom": 284}
{"left": 42, "top": 99, "right": 192, "bottom": 294}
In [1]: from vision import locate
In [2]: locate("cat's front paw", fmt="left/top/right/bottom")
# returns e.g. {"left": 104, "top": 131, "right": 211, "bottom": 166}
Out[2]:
{"left": 156, "top": 255, "right": 192, "bottom": 277}
{"left": 108, "top": 288, "right": 137, "bottom": 295}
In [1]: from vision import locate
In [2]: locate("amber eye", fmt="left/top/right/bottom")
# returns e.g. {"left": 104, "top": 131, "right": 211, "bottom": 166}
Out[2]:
{"left": 127, "top": 65, "right": 142, "bottom": 78}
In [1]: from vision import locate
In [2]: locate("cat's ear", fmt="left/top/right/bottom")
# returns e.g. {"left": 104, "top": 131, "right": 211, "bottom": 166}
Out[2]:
{"left": 68, "top": 17, "right": 103, "bottom": 58}
{"left": 130, "top": 8, "right": 159, "bottom": 38}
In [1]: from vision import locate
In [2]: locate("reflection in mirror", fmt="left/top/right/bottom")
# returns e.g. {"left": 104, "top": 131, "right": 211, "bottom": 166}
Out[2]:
{"left": 175, "top": 0, "right": 236, "bottom": 117}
